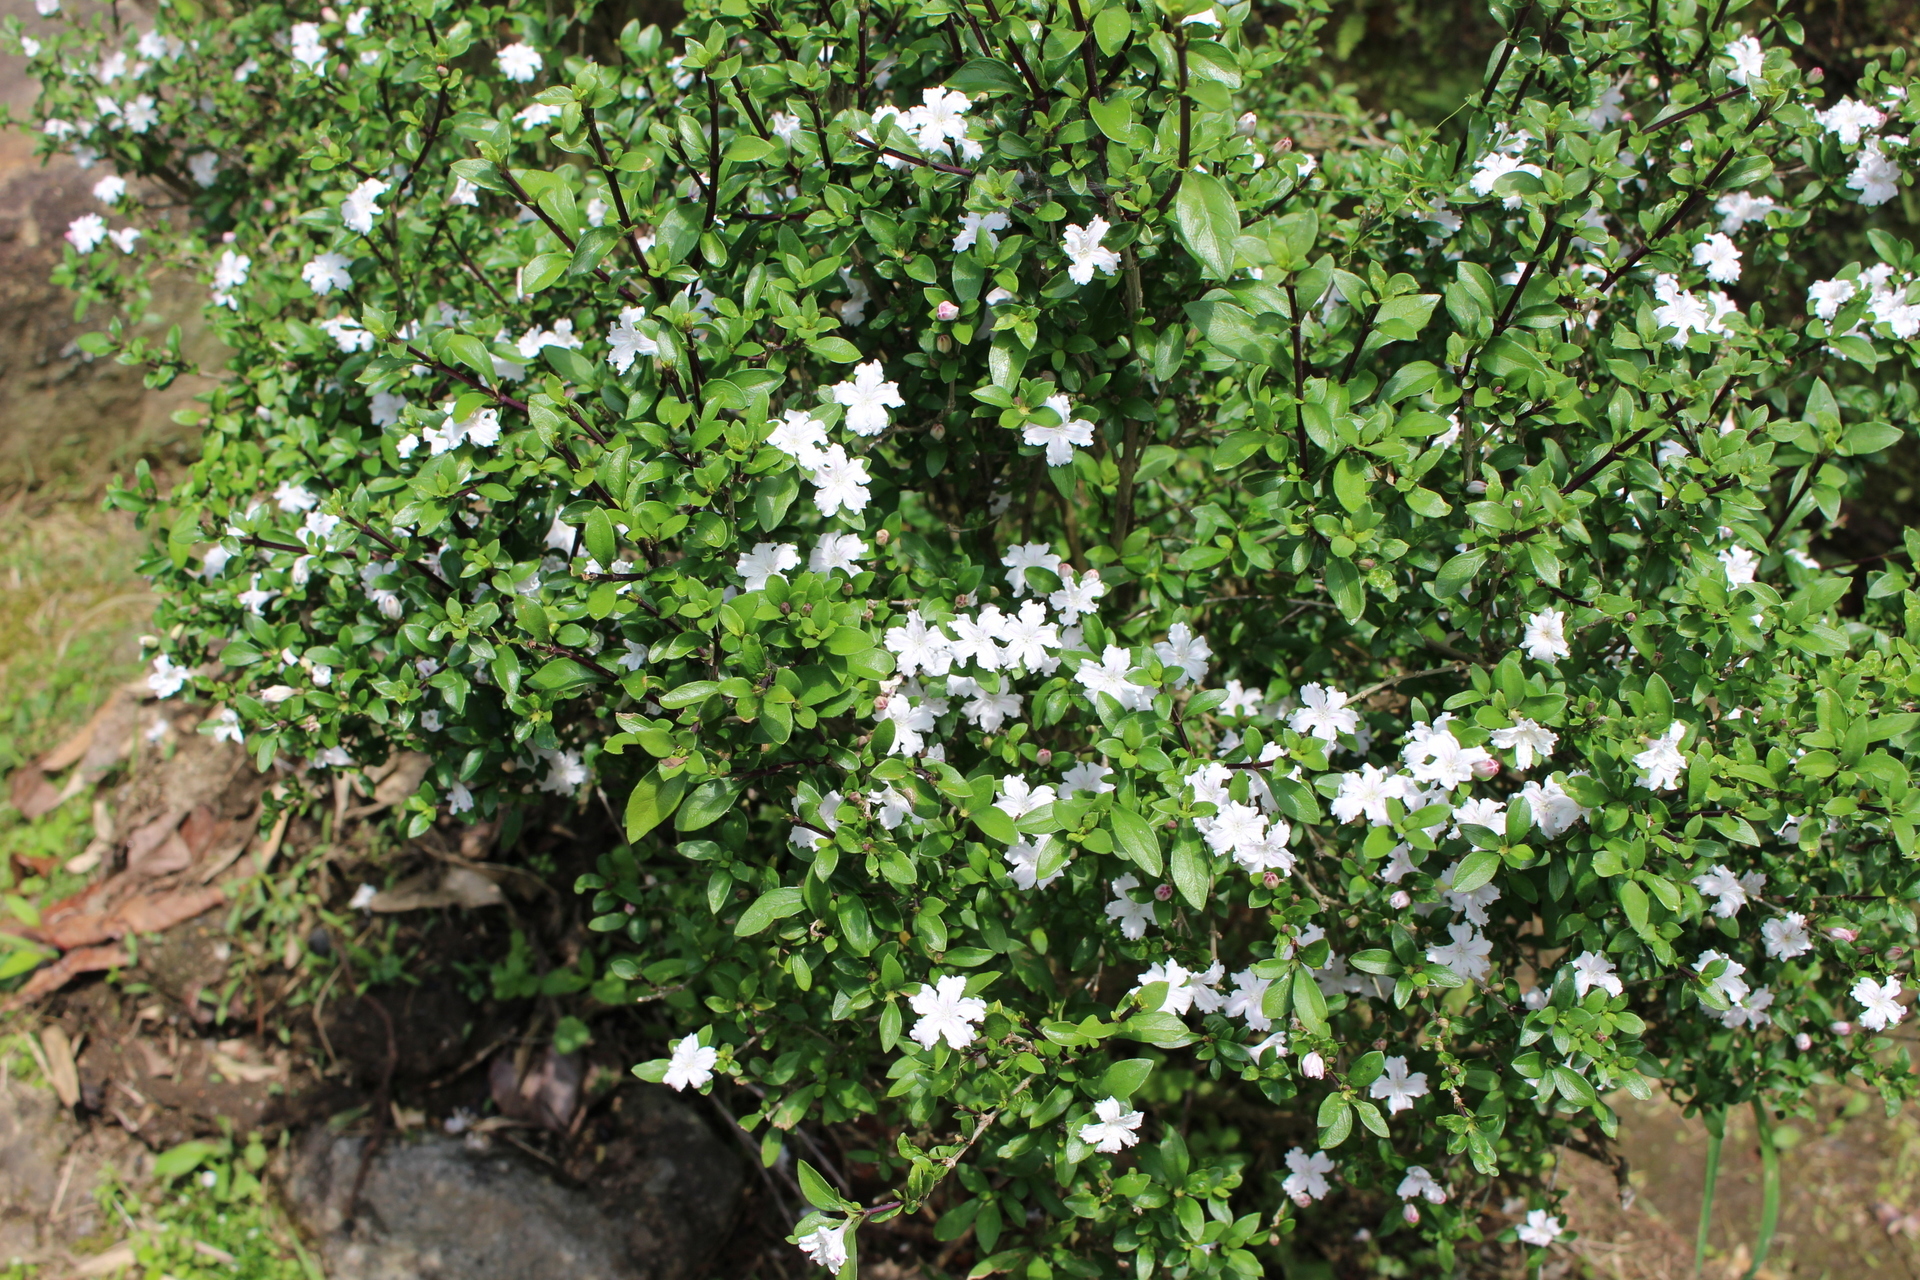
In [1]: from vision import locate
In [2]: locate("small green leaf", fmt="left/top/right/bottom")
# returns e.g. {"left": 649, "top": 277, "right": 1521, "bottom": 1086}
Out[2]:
{"left": 1109, "top": 807, "right": 1164, "bottom": 877}
{"left": 1170, "top": 839, "right": 1210, "bottom": 909}
{"left": 1449, "top": 848, "right": 1500, "bottom": 895}
{"left": 625, "top": 768, "right": 689, "bottom": 842}
{"left": 675, "top": 777, "right": 745, "bottom": 831}
{"left": 1174, "top": 173, "right": 1239, "bottom": 280}
{"left": 734, "top": 885, "right": 806, "bottom": 936}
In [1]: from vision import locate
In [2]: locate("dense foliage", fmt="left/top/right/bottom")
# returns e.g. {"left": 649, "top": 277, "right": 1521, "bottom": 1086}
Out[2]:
{"left": 17, "top": 0, "right": 1920, "bottom": 1271}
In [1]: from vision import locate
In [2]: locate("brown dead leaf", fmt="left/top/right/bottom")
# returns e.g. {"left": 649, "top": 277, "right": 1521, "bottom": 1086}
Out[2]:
{"left": 8, "top": 766, "right": 61, "bottom": 820}
{"left": 68, "top": 1242, "right": 136, "bottom": 1277}
{"left": 39, "top": 884, "right": 226, "bottom": 950}
{"left": 368, "top": 865, "right": 506, "bottom": 912}
{"left": 489, "top": 1048, "right": 582, "bottom": 1133}
{"left": 209, "top": 1050, "right": 283, "bottom": 1084}
{"left": 124, "top": 810, "right": 189, "bottom": 875}
{"left": 372, "top": 751, "right": 432, "bottom": 808}
{"left": 39, "top": 1025, "right": 80, "bottom": 1107}
{"left": 1, "top": 945, "right": 131, "bottom": 1011}
{"left": 177, "top": 805, "right": 224, "bottom": 858}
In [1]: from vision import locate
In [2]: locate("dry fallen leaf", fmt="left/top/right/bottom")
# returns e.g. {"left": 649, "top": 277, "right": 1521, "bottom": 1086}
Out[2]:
{"left": 39, "top": 1026, "right": 80, "bottom": 1108}
{"left": 1, "top": 945, "right": 132, "bottom": 1012}
{"left": 68, "top": 1241, "right": 135, "bottom": 1277}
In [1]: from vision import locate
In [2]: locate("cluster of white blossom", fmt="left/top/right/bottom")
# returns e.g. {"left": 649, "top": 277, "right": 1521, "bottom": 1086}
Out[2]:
{"left": 1808, "top": 262, "right": 1920, "bottom": 342}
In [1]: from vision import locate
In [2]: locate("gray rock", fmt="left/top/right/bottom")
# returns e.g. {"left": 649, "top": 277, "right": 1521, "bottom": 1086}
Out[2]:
{"left": 288, "top": 1093, "right": 741, "bottom": 1280}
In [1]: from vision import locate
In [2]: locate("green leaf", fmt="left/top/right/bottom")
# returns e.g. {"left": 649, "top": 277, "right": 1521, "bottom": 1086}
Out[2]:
{"left": 1098, "top": 1058, "right": 1155, "bottom": 1098}
{"left": 1332, "top": 454, "right": 1371, "bottom": 513}
{"left": 1347, "top": 1050, "right": 1386, "bottom": 1089}
{"left": 520, "top": 252, "right": 570, "bottom": 294}
{"left": 947, "top": 58, "right": 1022, "bottom": 96}
{"left": 1109, "top": 807, "right": 1164, "bottom": 877}
{"left": 808, "top": 336, "right": 863, "bottom": 362}
{"left": 971, "top": 803, "right": 1017, "bottom": 844}
{"left": 584, "top": 508, "right": 617, "bottom": 568}
{"left": 726, "top": 134, "right": 777, "bottom": 164}
{"left": 1173, "top": 173, "right": 1239, "bottom": 280}
{"left": 529, "top": 657, "right": 606, "bottom": 693}
{"left": 1432, "top": 547, "right": 1489, "bottom": 599}
{"left": 625, "top": 768, "right": 689, "bottom": 842}
{"left": 660, "top": 680, "right": 721, "bottom": 708}
{"left": 1170, "top": 839, "right": 1210, "bottom": 909}
{"left": 1292, "top": 967, "right": 1329, "bottom": 1035}
{"left": 1092, "top": 5, "right": 1130, "bottom": 55}
{"left": 675, "top": 777, "right": 745, "bottom": 831}
{"left": 153, "top": 1141, "right": 218, "bottom": 1179}
{"left": 1449, "top": 848, "right": 1500, "bottom": 895}
{"left": 734, "top": 885, "right": 806, "bottom": 936}
{"left": 797, "top": 1159, "right": 846, "bottom": 1210}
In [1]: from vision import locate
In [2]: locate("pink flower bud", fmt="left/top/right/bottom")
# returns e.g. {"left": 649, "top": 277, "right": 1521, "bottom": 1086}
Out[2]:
{"left": 1262, "top": 871, "right": 1281, "bottom": 889}
{"left": 1809, "top": 66, "right": 1826, "bottom": 83}
{"left": 1035, "top": 748, "right": 1052, "bottom": 766}
{"left": 1301, "top": 1051, "right": 1326, "bottom": 1079}
{"left": 1154, "top": 883, "right": 1174, "bottom": 902}
{"left": 1403, "top": 1204, "right": 1421, "bottom": 1226}
{"left": 1466, "top": 480, "right": 1488, "bottom": 495}
{"left": 1390, "top": 890, "right": 1412, "bottom": 910}
{"left": 1794, "top": 1032, "right": 1812, "bottom": 1051}
{"left": 1472, "top": 757, "right": 1500, "bottom": 780}
{"left": 935, "top": 300, "right": 960, "bottom": 321}
{"left": 1235, "top": 111, "right": 1258, "bottom": 136}
{"left": 1292, "top": 1192, "right": 1313, "bottom": 1208}
{"left": 1828, "top": 926, "right": 1858, "bottom": 942}
{"left": 1831, "top": 1020, "right": 1853, "bottom": 1036}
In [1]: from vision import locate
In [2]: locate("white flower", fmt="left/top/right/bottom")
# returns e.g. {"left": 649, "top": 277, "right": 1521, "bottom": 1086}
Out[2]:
{"left": 885, "top": 610, "right": 954, "bottom": 678}
{"left": 1816, "top": 98, "right": 1885, "bottom": 146}
{"left": 1105, "top": 875, "right": 1155, "bottom": 940}
{"left": 1490, "top": 718, "right": 1557, "bottom": 770}
{"left": 829, "top": 361, "right": 904, "bottom": 437}
{"left": 1520, "top": 776, "right": 1589, "bottom": 838}
{"left": 123, "top": 96, "right": 158, "bottom": 134}
{"left": 1470, "top": 152, "right": 1543, "bottom": 206}
{"left": 1002, "top": 542, "right": 1062, "bottom": 596}
{"left": 66, "top": 214, "right": 107, "bottom": 252}
{"left": 806, "top": 444, "right": 871, "bottom": 518}
{"left": 1652, "top": 273, "right": 1736, "bottom": 345}
{"left": 1222, "top": 969, "right": 1273, "bottom": 1029}
{"left": 1691, "top": 232, "right": 1742, "bottom": 283}
{"left": 515, "top": 102, "right": 563, "bottom": 129}
{"left": 1725, "top": 34, "right": 1765, "bottom": 86}
{"left": 1282, "top": 1148, "right": 1334, "bottom": 1203}
{"left": 907, "top": 974, "right": 987, "bottom": 1050}
{"left": 1048, "top": 568, "right": 1107, "bottom": 624}
{"left": 663, "top": 1034, "right": 718, "bottom": 1091}
{"left": 274, "top": 481, "right": 319, "bottom": 513}
{"left": 1716, "top": 191, "right": 1777, "bottom": 234}
{"left": 1632, "top": 721, "right": 1688, "bottom": 791}
{"left": 1718, "top": 544, "right": 1758, "bottom": 586}
{"left": 319, "top": 315, "right": 373, "bottom": 353}
{"left": 999, "top": 600, "right": 1060, "bottom": 671}
{"left": 1023, "top": 394, "right": 1095, "bottom": 466}
{"left": 1062, "top": 217, "right": 1121, "bottom": 285}
{"left": 92, "top": 174, "right": 126, "bottom": 204}
{"left": 449, "top": 176, "right": 480, "bottom": 207}
{"left": 290, "top": 22, "right": 327, "bottom": 69}
{"left": 1332, "top": 764, "right": 1408, "bottom": 825}
{"left": 341, "top": 178, "right": 390, "bottom": 235}
{"left": 1398, "top": 1166, "right": 1447, "bottom": 1203}
{"left": 1060, "top": 760, "right": 1114, "bottom": 796}
{"left": 346, "top": 6, "right": 370, "bottom": 35}
{"left": 1402, "top": 718, "right": 1492, "bottom": 789}
{"left": 1076, "top": 645, "right": 1153, "bottom": 711}
{"left": 497, "top": 41, "right": 543, "bottom": 82}
{"left": 207, "top": 707, "right": 245, "bottom": 744}
{"left": 148, "top": 654, "right": 189, "bottom": 698}
{"left": 1078, "top": 1096, "right": 1144, "bottom": 1153}
{"left": 954, "top": 210, "right": 1009, "bottom": 253}
{"left": 1853, "top": 975, "right": 1905, "bottom": 1031}
{"left": 809, "top": 533, "right": 867, "bottom": 576}
{"left": 1848, "top": 140, "right": 1901, "bottom": 207}
{"left": 1569, "top": 950, "right": 1623, "bottom": 999}
{"left": 1004, "top": 838, "right": 1064, "bottom": 889}
{"left": 797, "top": 1223, "right": 848, "bottom": 1271}
{"left": 736, "top": 541, "right": 800, "bottom": 591}
{"left": 1516, "top": 1210, "right": 1563, "bottom": 1248}
{"left": 1368, "top": 1056, "right": 1429, "bottom": 1114}
{"left": 1153, "top": 622, "right": 1212, "bottom": 686}
{"left": 33, "top": 0, "right": 58, "bottom": 13}
{"left": 1522, "top": 608, "right": 1571, "bottom": 662}
{"left": 604, "top": 307, "right": 660, "bottom": 371}
{"left": 1692, "top": 864, "right": 1754, "bottom": 918}
{"left": 1426, "top": 922, "right": 1493, "bottom": 983}
{"left": 1694, "top": 949, "right": 1750, "bottom": 1005}
{"left": 768, "top": 409, "right": 830, "bottom": 465}
{"left": 768, "top": 111, "right": 803, "bottom": 141}
{"left": 188, "top": 151, "right": 222, "bottom": 188}
{"left": 301, "top": 252, "right": 354, "bottom": 294}
{"left": 1289, "top": 683, "right": 1358, "bottom": 742}
{"left": 1762, "top": 911, "right": 1812, "bottom": 960}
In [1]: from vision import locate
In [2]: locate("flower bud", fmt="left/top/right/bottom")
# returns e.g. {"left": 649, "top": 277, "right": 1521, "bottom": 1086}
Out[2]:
{"left": 1263, "top": 871, "right": 1281, "bottom": 889}
{"left": 875, "top": 528, "right": 891, "bottom": 546}
{"left": 1828, "top": 926, "right": 1859, "bottom": 942}
{"left": 1035, "top": 748, "right": 1052, "bottom": 766}
{"left": 1300, "top": 1051, "right": 1326, "bottom": 1079}
{"left": 1466, "top": 480, "right": 1488, "bottom": 495}
{"left": 1794, "top": 1032, "right": 1813, "bottom": 1051}
{"left": 1403, "top": 1204, "right": 1421, "bottom": 1226}
{"left": 1154, "top": 883, "right": 1173, "bottom": 902}
{"left": 1390, "top": 890, "right": 1412, "bottom": 910}
{"left": 1471, "top": 757, "right": 1500, "bottom": 780}
{"left": 936, "top": 300, "right": 960, "bottom": 321}
{"left": 1809, "top": 66, "right": 1826, "bottom": 83}
{"left": 1831, "top": 1020, "right": 1853, "bottom": 1036}
{"left": 1292, "top": 1192, "right": 1312, "bottom": 1208}
{"left": 1235, "top": 111, "right": 1257, "bottom": 136}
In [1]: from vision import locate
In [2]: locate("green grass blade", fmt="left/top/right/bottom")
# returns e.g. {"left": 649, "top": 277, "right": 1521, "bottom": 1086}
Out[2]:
{"left": 1746, "top": 1101, "right": 1780, "bottom": 1279}
{"left": 1695, "top": 1109, "right": 1725, "bottom": 1276}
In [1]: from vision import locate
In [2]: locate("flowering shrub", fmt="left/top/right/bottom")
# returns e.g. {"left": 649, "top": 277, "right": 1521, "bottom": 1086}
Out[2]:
{"left": 19, "top": 0, "right": 1920, "bottom": 1271}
